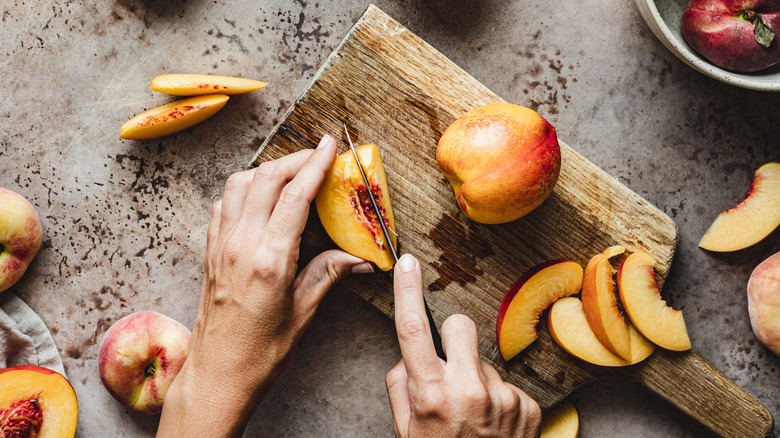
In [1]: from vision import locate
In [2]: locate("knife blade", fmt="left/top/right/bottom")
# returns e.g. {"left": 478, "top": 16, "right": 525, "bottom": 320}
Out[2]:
{"left": 343, "top": 125, "right": 445, "bottom": 360}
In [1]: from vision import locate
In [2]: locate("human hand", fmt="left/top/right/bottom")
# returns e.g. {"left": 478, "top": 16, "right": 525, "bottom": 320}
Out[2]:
{"left": 158, "top": 134, "right": 374, "bottom": 437}
{"left": 385, "top": 254, "right": 542, "bottom": 437}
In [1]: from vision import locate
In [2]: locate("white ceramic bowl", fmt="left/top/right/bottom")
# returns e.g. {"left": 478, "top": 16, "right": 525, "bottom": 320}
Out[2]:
{"left": 635, "top": 0, "right": 780, "bottom": 91}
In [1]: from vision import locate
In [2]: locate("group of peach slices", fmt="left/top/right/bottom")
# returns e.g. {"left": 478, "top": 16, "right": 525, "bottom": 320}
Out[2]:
{"left": 119, "top": 74, "right": 267, "bottom": 140}
{"left": 497, "top": 246, "right": 691, "bottom": 367}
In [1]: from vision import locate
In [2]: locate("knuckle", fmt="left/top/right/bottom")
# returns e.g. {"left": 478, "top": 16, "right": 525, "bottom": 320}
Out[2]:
{"left": 462, "top": 383, "right": 491, "bottom": 409}
{"left": 500, "top": 387, "right": 520, "bottom": 413}
{"left": 520, "top": 394, "right": 542, "bottom": 422}
{"left": 224, "top": 171, "right": 248, "bottom": 190}
{"left": 442, "top": 314, "right": 476, "bottom": 332}
{"left": 254, "top": 162, "right": 278, "bottom": 181}
{"left": 414, "top": 386, "right": 446, "bottom": 417}
{"left": 385, "top": 367, "right": 405, "bottom": 389}
{"left": 397, "top": 312, "right": 427, "bottom": 341}
{"left": 279, "top": 183, "right": 305, "bottom": 204}
{"left": 211, "top": 200, "right": 222, "bottom": 216}
{"left": 221, "top": 239, "right": 243, "bottom": 266}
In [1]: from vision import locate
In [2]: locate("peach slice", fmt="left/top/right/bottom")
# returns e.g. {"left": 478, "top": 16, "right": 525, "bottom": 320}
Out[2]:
{"left": 699, "top": 162, "right": 780, "bottom": 252}
{"left": 315, "top": 144, "right": 397, "bottom": 271}
{"left": 151, "top": 74, "right": 268, "bottom": 96}
{"left": 618, "top": 251, "right": 691, "bottom": 351}
{"left": 549, "top": 297, "right": 655, "bottom": 367}
{"left": 119, "top": 94, "right": 229, "bottom": 140}
{"left": 496, "top": 260, "right": 583, "bottom": 361}
{"left": 747, "top": 251, "right": 780, "bottom": 356}
{"left": 0, "top": 365, "right": 78, "bottom": 438}
{"left": 581, "top": 246, "right": 633, "bottom": 360}
{"left": 541, "top": 399, "right": 579, "bottom": 438}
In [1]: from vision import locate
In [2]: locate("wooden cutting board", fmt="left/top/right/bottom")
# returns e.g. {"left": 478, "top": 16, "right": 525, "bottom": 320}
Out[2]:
{"left": 250, "top": 5, "right": 773, "bottom": 437}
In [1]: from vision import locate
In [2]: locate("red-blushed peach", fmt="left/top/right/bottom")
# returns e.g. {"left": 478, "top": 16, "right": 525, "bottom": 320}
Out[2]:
{"left": 0, "top": 365, "right": 78, "bottom": 438}
{"left": 315, "top": 144, "right": 397, "bottom": 271}
{"left": 120, "top": 94, "right": 229, "bottom": 140}
{"left": 98, "top": 311, "right": 191, "bottom": 415}
{"left": 617, "top": 251, "right": 691, "bottom": 351}
{"left": 747, "top": 251, "right": 780, "bottom": 356}
{"left": 151, "top": 74, "right": 267, "bottom": 96}
{"left": 682, "top": 0, "right": 780, "bottom": 72}
{"left": 0, "top": 188, "right": 42, "bottom": 294}
{"left": 436, "top": 103, "right": 561, "bottom": 224}
{"left": 496, "top": 260, "right": 583, "bottom": 361}
{"left": 699, "top": 162, "right": 780, "bottom": 252}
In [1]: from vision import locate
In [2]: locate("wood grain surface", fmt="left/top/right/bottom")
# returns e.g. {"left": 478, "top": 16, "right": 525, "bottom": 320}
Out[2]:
{"left": 250, "top": 5, "right": 773, "bottom": 437}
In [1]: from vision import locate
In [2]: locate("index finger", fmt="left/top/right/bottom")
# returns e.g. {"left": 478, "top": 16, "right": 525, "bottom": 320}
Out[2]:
{"left": 394, "top": 254, "right": 443, "bottom": 382}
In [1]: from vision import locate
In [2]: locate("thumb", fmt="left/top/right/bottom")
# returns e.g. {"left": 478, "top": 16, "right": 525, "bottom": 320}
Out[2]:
{"left": 294, "top": 249, "right": 374, "bottom": 314}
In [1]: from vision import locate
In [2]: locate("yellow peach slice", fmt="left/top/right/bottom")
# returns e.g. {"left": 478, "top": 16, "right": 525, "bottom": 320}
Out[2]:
{"left": 618, "top": 252, "right": 691, "bottom": 351}
{"left": 549, "top": 297, "right": 654, "bottom": 367}
{"left": 151, "top": 74, "right": 268, "bottom": 96}
{"left": 316, "top": 144, "right": 397, "bottom": 271}
{"left": 120, "top": 94, "right": 229, "bottom": 140}
{"left": 541, "top": 399, "right": 579, "bottom": 438}
{"left": 581, "top": 246, "right": 632, "bottom": 360}
{"left": 699, "top": 162, "right": 780, "bottom": 252}
{"left": 497, "top": 260, "right": 583, "bottom": 361}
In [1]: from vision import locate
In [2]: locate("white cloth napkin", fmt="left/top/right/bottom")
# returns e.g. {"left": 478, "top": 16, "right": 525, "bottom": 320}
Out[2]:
{"left": 0, "top": 292, "right": 65, "bottom": 377}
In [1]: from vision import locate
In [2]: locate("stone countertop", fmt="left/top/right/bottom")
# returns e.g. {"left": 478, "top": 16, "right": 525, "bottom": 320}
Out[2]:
{"left": 1, "top": 0, "right": 777, "bottom": 436}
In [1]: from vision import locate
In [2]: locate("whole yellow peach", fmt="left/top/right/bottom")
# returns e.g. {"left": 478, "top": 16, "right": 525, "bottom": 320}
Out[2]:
{"left": 436, "top": 103, "right": 561, "bottom": 224}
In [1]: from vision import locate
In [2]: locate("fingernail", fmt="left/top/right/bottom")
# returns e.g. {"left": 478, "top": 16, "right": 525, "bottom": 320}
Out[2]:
{"left": 398, "top": 254, "right": 416, "bottom": 273}
{"left": 317, "top": 134, "right": 333, "bottom": 149}
{"left": 351, "top": 263, "right": 374, "bottom": 274}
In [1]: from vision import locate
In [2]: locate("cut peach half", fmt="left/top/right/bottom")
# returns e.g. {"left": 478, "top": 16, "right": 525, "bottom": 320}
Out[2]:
{"left": 541, "top": 399, "right": 579, "bottom": 438}
{"left": 496, "top": 260, "right": 583, "bottom": 361}
{"left": 120, "top": 94, "right": 229, "bottom": 140}
{"left": 0, "top": 365, "right": 78, "bottom": 438}
{"left": 618, "top": 251, "right": 691, "bottom": 351}
{"left": 699, "top": 162, "right": 780, "bottom": 252}
{"left": 549, "top": 297, "right": 655, "bottom": 367}
{"left": 151, "top": 74, "right": 268, "bottom": 96}
{"left": 316, "top": 144, "right": 397, "bottom": 271}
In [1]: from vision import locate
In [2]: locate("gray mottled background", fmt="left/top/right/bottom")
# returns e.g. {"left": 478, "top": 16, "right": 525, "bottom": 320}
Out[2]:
{"left": 1, "top": 0, "right": 777, "bottom": 436}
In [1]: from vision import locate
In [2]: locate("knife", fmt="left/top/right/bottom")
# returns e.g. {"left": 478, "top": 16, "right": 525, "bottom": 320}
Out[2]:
{"left": 343, "top": 125, "right": 446, "bottom": 360}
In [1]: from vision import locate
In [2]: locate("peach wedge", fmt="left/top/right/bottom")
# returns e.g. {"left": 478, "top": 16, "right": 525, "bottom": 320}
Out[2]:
{"left": 618, "top": 251, "right": 691, "bottom": 351}
{"left": 315, "top": 144, "right": 397, "bottom": 271}
{"left": 549, "top": 297, "right": 655, "bottom": 367}
{"left": 151, "top": 74, "right": 267, "bottom": 96}
{"left": 581, "top": 246, "right": 633, "bottom": 360}
{"left": 497, "top": 260, "right": 583, "bottom": 361}
{"left": 120, "top": 94, "right": 229, "bottom": 140}
{"left": 541, "top": 400, "right": 579, "bottom": 438}
{"left": 699, "top": 162, "right": 780, "bottom": 252}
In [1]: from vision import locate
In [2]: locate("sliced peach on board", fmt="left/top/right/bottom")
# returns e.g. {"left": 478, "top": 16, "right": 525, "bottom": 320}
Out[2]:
{"left": 581, "top": 246, "right": 633, "bottom": 360}
{"left": 120, "top": 94, "right": 229, "bottom": 140}
{"left": 549, "top": 297, "right": 655, "bottom": 367}
{"left": 0, "top": 365, "right": 78, "bottom": 438}
{"left": 699, "top": 162, "right": 780, "bottom": 252}
{"left": 151, "top": 74, "right": 268, "bottom": 96}
{"left": 496, "top": 260, "right": 583, "bottom": 361}
{"left": 541, "top": 399, "right": 579, "bottom": 438}
{"left": 618, "top": 251, "right": 691, "bottom": 351}
{"left": 315, "top": 144, "right": 397, "bottom": 271}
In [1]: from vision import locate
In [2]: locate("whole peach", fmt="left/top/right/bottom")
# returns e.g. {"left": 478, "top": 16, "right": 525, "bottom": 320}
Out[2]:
{"left": 98, "top": 311, "right": 191, "bottom": 415}
{"left": 747, "top": 251, "right": 780, "bottom": 356}
{"left": 436, "top": 103, "right": 561, "bottom": 225}
{"left": 0, "top": 188, "right": 42, "bottom": 293}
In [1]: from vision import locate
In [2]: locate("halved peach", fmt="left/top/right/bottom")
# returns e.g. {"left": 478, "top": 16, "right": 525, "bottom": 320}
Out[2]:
{"left": 315, "top": 144, "right": 397, "bottom": 271}
{"left": 541, "top": 399, "right": 579, "bottom": 438}
{"left": 581, "top": 246, "right": 634, "bottom": 360}
{"left": 119, "top": 94, "right": 229, "bottom": 140}
{"left": 0, "top": 365, "right": 78, "bottom": 438}
{"left": 497, "top": 260, "right": 583, "bottom": 361}
{"left": 151, "top": 74, "right": 267, "bottom": 96}
{"left": 618, "top": 251, "right": 691, "bottom": 351}
{"left": 549, "top": 297, "right": 655, "bottom": 367}
{"left": 699, "top": 162, "right": 780, "bottom": 252}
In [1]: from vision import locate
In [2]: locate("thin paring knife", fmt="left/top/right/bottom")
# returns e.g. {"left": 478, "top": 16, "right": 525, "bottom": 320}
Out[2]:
{"left": 343, "top": 125, "right": 446, "bottom": 360}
